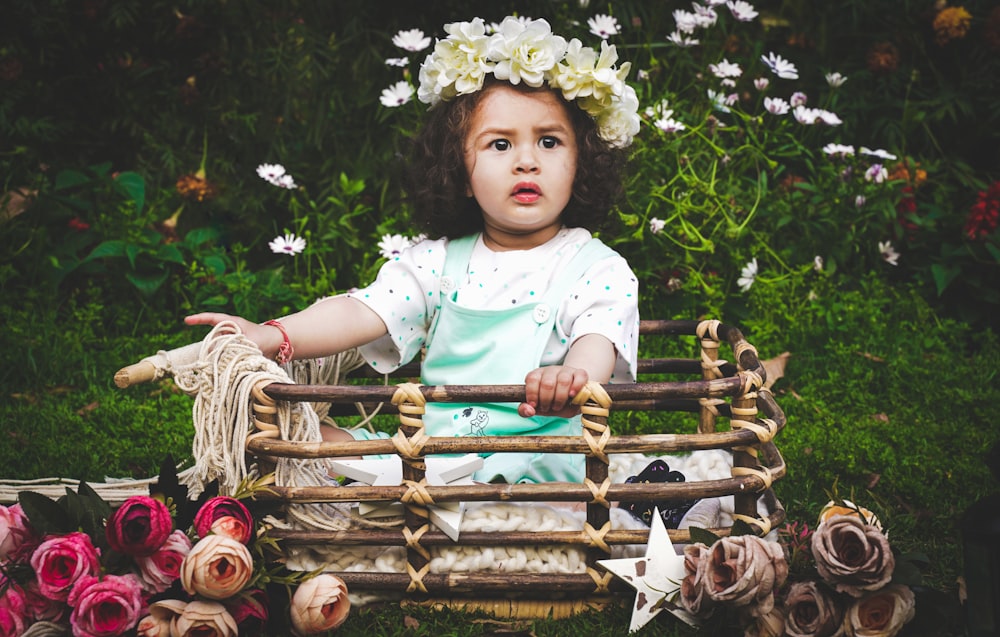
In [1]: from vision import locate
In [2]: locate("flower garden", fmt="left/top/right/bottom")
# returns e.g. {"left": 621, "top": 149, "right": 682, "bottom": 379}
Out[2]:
{"left": 1, "top": 1, "right": 999, "bottom": 636}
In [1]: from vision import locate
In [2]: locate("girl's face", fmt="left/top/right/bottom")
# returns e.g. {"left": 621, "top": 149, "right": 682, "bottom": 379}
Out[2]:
{"left": 463, "top": 84, "right": 578, "bottom": 251}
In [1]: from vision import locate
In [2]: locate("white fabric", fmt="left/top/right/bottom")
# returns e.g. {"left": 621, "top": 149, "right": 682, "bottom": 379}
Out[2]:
{"left": 347, "top": 227, "right": 640, "bottom": 383}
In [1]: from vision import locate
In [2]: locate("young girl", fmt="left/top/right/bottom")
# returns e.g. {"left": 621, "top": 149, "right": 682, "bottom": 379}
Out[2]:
{"left": 185, "top": 16, "right": 642, "bottom": 485}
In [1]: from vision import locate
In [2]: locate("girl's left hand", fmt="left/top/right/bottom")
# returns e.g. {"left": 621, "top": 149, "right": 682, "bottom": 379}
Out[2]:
{"left": 519, "top": 366, "right": 589, "bottom": 418}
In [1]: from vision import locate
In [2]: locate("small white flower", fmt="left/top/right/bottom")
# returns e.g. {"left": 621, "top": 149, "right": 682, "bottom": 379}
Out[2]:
{"left": 655, "top": 116, "right": 686, "bottom": 132}
{"left": 588, "top": 14, "right": 620, "bottom": 39}
{"left": 793, "top": 106, "right": 841, "bottom": 126}
{"left": 720, "top": 78, "right": 736, "bottom": 88}
{"left": 878, "top": 240, "right": 900, "bottom": 266}
{"left": 380, "top": 81, "right": 414, "bottom": 107}
{"left": 385, "top": 57, "right": 409, "bottom": 67}
{"left": 673, "top": 9, "right": 699, "bottom": 34}
{"left": 667, "top": 30, "right": 700, "bottom": 47}
{"left": 637, "top": 69, "right": 650, "bottom": 81}
{"left": 813, "top": 255, "right": 824, "bottom": 272}
{"left": 865, "top": 163, "right": 888, "bottom": 183}
{"left": 649, "top": 217, "right": 666, "bottom": 234}
{"left": 710, "top": 58, "right": 743, "bottom": 79}
{"left": 727, "top": 0, "right": 759, "bottom": 21}
{"left": 825, "top": 72, "right": 848, "bottom": 87}
{"left": 822, "top": 143, "right": 856, "bottom": 157}
{"left": 761, "top": 51, "right": 798, "bottom": 79}
{"left": 707, "top": 89, "right": 737, "bottom": 113}
{"left": 753, "top": 77, "right": 769, "bottom": 90}
{"left": 377, "top": 234, "right": 415, "bottom": 260}
{"left": 256, "top": 163, "right": 297, "bottom": 189}
{"left": 692, "top": 4, "right": 719, "bottom": 28}
{"left": 816, "top": 109, "right": 842, "bottom": 125}
{"left": 860, "top": 147, "right": 898, "bottom": 161}
{"left": 790, "top": 91, "right": 808, "bottom": 107}
{"left": 764, "top": 96, "right": 789, "bottom": 115}
{"left": 737, "top": 257, "right": 758, "bottom": 292}
{"left": 269, "top": 233, "right": 306, "bottom": 256}
{"left": 855, "top": 195, "right": 867, "bottom": 208}
{"left": 392, "top": 28, "right": 431, "bottom": 52}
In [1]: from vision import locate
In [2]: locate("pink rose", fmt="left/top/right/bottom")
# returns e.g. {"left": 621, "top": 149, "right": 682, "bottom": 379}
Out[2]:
{"left": 784, "top": 580, "right": 846, "bottom": 637}
{"left": 811, "top": 515, "right": 894, "bottom": 597}
{"left": 0, "top": 581, "right": 27, "bottom": 637}
{"left": 703, "top": 535, "right": 788, "bottom": 617}
{"left": 67, "top": 573, "right": 143, "bottom": 637}
{"left": 30, "top": 531, "right": 101, "bottom": 601}
{"left": 0, "top": 503, "right": 32, "bottom": 562}
{"left": 136, "top": 530, "right": 193, "bottom": 594}
{"left": 289, "top": 573, "right": 351, "bottom": 636}
{"left": 226, "top": 588, "right": 268, "bottom": 635}
{"left": 844, "top": 584, "right": 916, "bottom": 637}
{"left": 106, "top": 495, "right": 173, "bottom": 557}
{"left": 23, "top": 579, "right": 66, "bottom": 623}
{"left": 194, "top": 497, "right": 253, "bottom": 544}
{"left": 180, "top": 535, "right": 254, "bottom": 600}
{"left": 174, "top": 600, "right": 238, "bottom": 637}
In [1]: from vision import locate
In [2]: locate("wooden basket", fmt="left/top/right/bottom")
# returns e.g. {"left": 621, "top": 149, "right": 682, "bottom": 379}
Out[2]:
{"left": 237, "top": 318, "right": 787, "bottom": 611}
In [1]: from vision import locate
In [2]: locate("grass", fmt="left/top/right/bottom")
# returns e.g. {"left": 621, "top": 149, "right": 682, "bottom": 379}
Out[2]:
{"left": 1, "top": 276, "right": 995, "bottom": 635}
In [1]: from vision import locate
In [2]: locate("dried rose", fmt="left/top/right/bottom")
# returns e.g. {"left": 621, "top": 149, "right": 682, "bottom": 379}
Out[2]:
{"left": 844, "top": 584, "right": 915, "bottom": 637}
{"left": 174, "top": 600, "right": 239, "bottom": 637}
{"left": 106, "top": 495, "right": 173, "bottom": 557}
{"left": 66, "top": 573, "right": 144, "bottom": 637}
{"left": 194, "top": 496, "right": 253, "bottom": 544}
{"left": 743, "top": 606, "right": 785, "bottom": 637}
{"left": 136, "top": 529, "right": 193, "bottom": 594}
{"left": 819, "top": 500, "right": 882, "bottom": 531}
{"left": 679, "top": 543, "right": 714, "bottom": 616}
{"left": 811, "top": 515, "right": 894, "bottom": 597}
{"left": 180, "top": 535, "right": 254, "bottom": 600}
{"left": 289, "top": 573, "right": 351, "bottom": 636}
{"left": 29, "top": 531, "right": 102, "bottom": 601}
{"left": 784, "top": 580, "right": 846, "bottom": 637}
{"left": 703, "top": 535, "right": 788, "bottom": 617}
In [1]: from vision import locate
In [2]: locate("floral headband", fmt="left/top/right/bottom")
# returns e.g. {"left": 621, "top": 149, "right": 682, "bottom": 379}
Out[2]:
{"left": 417, "top": 16, "right": 641, "bottom": 148}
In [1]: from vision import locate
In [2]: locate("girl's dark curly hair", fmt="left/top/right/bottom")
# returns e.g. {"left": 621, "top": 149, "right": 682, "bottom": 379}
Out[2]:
{"left": 405, "top": 79, "right": 627, "bottom": 239}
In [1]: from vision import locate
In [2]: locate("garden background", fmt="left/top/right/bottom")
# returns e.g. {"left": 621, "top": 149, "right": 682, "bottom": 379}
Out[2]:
{"left": 1, "top": 0, "right": 999, "bottom": 635}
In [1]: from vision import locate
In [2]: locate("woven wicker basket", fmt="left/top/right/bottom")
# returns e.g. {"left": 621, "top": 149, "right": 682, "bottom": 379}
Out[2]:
{"left": 233, "top": 318, "right": 787, "bottom": 614}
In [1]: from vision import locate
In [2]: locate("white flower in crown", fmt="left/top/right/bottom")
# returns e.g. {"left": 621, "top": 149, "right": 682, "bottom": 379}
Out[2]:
{"left": 488, "top": 17, "right": 567, "bottom": 87}
{"left": 551, "top": 39, "right": 629, "bottom": 102}
{"left": 417, "top": 18, "right": 493, "bottom": 105}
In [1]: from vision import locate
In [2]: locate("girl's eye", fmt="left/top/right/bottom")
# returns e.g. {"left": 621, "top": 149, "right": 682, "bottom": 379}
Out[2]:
{"left": 490, "top": 139, "right": 511, "bottom": 151}
{"left": 540, "top": 136, "right": 560, "bottom": 149}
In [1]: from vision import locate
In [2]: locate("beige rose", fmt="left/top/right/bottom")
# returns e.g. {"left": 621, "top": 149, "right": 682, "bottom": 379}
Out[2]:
{"left": 703, "top": 535, "right": 788, "bottom": 617}
{"left": 139, "top": 600, "right": 187, "bottom": 637}
{"left": 679, "top": 543, "right": 714, "bottom": 616}
{"left": 290, "top": 573, "right": 351, "bottom": 636}
{"left": 784, "top": 580, "right": 846, "bottom": 637}
{"left": 811, "top": 515, "right": 894, "bottom": 597}
{"left": 173, "top": 600, "right": 239, "bottom": 637}
{"left": 180, "top": 535, "right": 254, "bottom": 600}
{"left": 844, "top": 584, "right": 915, "bottom": 637}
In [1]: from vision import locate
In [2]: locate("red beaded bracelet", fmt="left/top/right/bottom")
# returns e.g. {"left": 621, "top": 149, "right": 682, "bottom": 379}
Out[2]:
{"left": 263, "top": 320, "right": 294, "bottom": 365}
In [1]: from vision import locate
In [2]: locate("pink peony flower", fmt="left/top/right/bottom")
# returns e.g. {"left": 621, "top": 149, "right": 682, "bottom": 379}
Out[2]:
{"left": 30, "top": 531, "right": 102, "bottom": 601}
{"left": 174, "top": 600, "right": 238, "bottom": 637}
{"left": 135, "top": 529, "right": 193, "bottom": 594}
{"left": 194, "top": 497, "right": 254, "bottom": 544}
{"left": 0, "top": 503, "right": 32, "bottom": 562}
{"left": 289, "top": 573, "right": 351, "bottom": 636}
{"left": 67, "top": 573, "right": 144, "bottom": 637}
{"left": 106, "top": 496, "right": 173, "bottom": 557}
{"left": 180, "top": 535, "right": 254, "bottom": 600}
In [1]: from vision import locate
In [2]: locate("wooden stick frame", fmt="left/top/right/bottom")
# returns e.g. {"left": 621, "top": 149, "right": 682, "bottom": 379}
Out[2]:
{"left": 243, "top": 319, "right": 788, "bottom": 605}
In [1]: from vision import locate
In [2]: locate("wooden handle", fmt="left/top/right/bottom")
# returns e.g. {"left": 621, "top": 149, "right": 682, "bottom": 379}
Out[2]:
{"left": 114, "top": 361, "right": 157, "bottom": 388}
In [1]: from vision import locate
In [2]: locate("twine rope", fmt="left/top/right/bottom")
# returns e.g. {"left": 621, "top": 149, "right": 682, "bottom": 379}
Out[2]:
{"left": 574, "top": 381, "right": 612, "bottom": 464}
{"left": 584, "top": 477, "right": 612, "bottom": 508}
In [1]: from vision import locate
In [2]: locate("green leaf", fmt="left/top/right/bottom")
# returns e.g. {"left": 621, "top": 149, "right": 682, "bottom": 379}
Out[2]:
{"left": 688, "top": 526, "right": 721, "bottom": 546}
{"left": 18, "top": 491, "right": 73, "bottom": 535}
{"left": 54, "top": 169, "right": 93, "bottom": 191}
{"left": 155, "top": 244, "right": 185, "bottom": 265}
{"left": 125, "top": 270, "right": 169, "bottom": 296}
{"left": 184, "top": 227, "right": 222, "bottom": 247}
{"left": 77, "top": 481, "right": 113, "bottom": 521}
{"left": 930, "top": 264, "right": 960, "bottom": 296}
{"left": 114, "top": 172, "right": 146, "bottom": 213}
{"left": 729, "top": 518, "right": 756, "bottom": 536}
{"left": 203, "top": 255, "right": 227, "bottom": 275}
{"left": 83, "top": 240, "right": 128, "bottom": 261}
{"left": 125, "top": 243, "right": 141, "bottom": 268}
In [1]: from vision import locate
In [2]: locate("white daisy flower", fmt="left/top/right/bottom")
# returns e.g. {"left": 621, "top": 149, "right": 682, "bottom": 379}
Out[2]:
{"left": 790, "top": 91, "right": 808, "bottom": 107}
{"left": 667, "top": 31, "right": 700, "bottom": 47}
{"left": 655, "top": 116, "right": 686, "bottom": 132}
{"left": 878, "top": 240, "right": 900, "bottom": 266}
{"left": 710, "top": 58, "right": 742, "bottom": 79}
{"left": 588, "top": 14, "right": 620, "bottom": 39}
{"left": 825, "top": 72, "right": 848, "bottom": 87}
{"left": 380, "top": 81, "right": 414, "bottom": 107}
{"left": 860, "top": 147, "right": 898, "bottom": 161}
{"left": 269, "top": 233, "right": 306, "bottom": 256}
{"left": 392, "top": 28, "right": 431, "bottom": 52}
{"left": 727, "top": 0, "right": 759, "bottom": 21}
{"left": 866, "top": 163, "right": 888, "bottom": 183}
{"left": 822, "top": 143, "right": 856, "bottom": 157}
{"left": 673, "top": 9, "right": 699, "bottom": 34}
{"left": 761, "top": 51, "right": 799, "bottom": 80}
{"left": 753, "top": 77, "right": 769, "bottom": 90}
{"left": 764, "top": 96, "right": 789, "bottom": 115}
{"left": 256, "top": 163, "right": 297, "bottom": 189}
{"left": 737, "top": 257, "right": 758, "bottom": 292}
{"left": 813, "top": 255, "right": 824, "bottom": 272}
{"left": 649, "top": 217, "right": 666, "bottom": 234}
{"left": 385, "top": 57, "right": 409, "bottom": 67}
{"left": 377, "top": 233, "right": 413, "bottom": 260}
{"left": 856, "top": 195, "right": 867, "bottom": 208}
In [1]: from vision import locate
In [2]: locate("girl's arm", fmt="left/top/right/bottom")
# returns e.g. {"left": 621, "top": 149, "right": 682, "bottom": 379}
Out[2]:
{"left": 519, "top": 333, "right": 616, "bottom": 418}
{"left": 185, "top": 295, "right": 389, "bottom": 362}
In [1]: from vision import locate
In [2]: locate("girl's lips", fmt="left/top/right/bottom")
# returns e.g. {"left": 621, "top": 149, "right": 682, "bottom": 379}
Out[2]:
{"left": 512, "top": 182, "right": 541, "bottom": 203}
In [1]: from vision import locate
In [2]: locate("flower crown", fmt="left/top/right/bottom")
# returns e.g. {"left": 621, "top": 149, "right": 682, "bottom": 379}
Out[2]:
{"left": 417, "top": 16, "right": 641, "bottom": 148}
